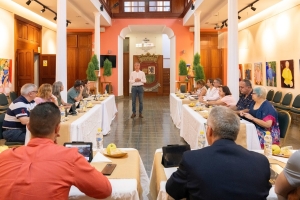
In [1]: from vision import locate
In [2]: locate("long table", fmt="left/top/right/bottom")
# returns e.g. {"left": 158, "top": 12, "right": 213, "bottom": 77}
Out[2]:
{"left": 150, "top": 149, "right": 287, "bottom": 200}
{"left": 180, "top": 104, "right": 262, "bottom": 150}
{"left": 69, "top": 148, "right": 150, "bottom": 200}
{"left": 100, "top": 95, "right": 118, "bottom": 135}
{"left": 170, "top": 93, "right": 192, "bottom": 129}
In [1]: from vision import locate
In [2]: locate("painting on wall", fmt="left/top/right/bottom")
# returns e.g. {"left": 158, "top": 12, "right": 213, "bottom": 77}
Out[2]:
{"left": 244, "top": 63, "right": 252, "bottom": 80}
{"left": 148, "top": 66, "right": 155, "bottom": 74}
{"left": 280, "top": 60, "right": 294, "bottom": 88}
{"left": 266, "top": 61, "right": 277, "bottom": 87}
{"left": 254, "top": 62, "right": 263, "bottom": 85}
{"left": 0, "top": 58, "right": 12, "bottom": 95}
{"left": 239, "top": 64, "right": 243, "bottom": 81}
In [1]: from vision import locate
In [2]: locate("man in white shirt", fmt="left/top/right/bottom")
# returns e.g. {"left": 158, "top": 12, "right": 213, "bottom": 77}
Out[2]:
{"left": 200, "top": 78, "right": 222, "bottom": 102}
{"left": 129, "top": 62, "right": 146, "bottom": 118}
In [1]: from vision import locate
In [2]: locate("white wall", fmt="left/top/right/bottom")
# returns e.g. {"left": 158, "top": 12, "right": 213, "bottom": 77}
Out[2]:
{"left": 162, "top": 34, "right": 170, "bottom": 68}
{"left": 238, "top": 3, "right": 300, "bottom": 98}
{"left": 42, "top": 27, "right": 57, "bottom": 54}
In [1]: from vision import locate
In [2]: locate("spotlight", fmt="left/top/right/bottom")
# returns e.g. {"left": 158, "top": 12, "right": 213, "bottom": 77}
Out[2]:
{"left": 53, "top": 16, "right": 57, "bottom": 21}
{"left": 238, "top": 15, "right": 241, "bottom": 20}
{"left": 191, "top": 4, "right": 195, "bottom": 10}
{"left": 100, "top": 4, "right": 104, "bottom": 11}
{"left": 26, "top": 0, "right": 31, "bottom": 6}
{"left": 251, "top": 5, "right": 256, "bottom": 11}
{"left": 220, "top": 23, "right": 224, "bottom": 29}
{"left": 41, "top": 7, "right": 46, "bottom": 13}
{"left": 214, "top": 24, "right": 220, "bottom": 30}
{"left": 112, "top": 2, "right": 119, "bottom": 9}
{"left": 225, "top": 21, "right": 228, "bottom": 27}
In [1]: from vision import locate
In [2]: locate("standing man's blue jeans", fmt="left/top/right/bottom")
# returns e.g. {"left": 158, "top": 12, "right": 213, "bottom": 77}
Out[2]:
{"left": 131, "top": 86, "right": 144, "bottom": 114}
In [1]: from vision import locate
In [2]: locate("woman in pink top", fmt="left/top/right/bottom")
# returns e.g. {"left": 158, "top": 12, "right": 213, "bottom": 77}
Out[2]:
{"left": 34, "top": 83, "right": 58, "bottom": 105}
{"left": 206, "top": 86, "right": 237, "bottom": 106}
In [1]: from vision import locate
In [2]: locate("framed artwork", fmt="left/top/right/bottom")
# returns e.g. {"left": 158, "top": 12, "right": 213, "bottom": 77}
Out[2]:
{"left": 0, "top": 58, "right": 12, "bottom": 95}
{"left": 148, "top": 66, "right": 155, "bottom": 74}
{"left": 244, "top": 63, "right": 252, "bottom": 80}
{"left": 254, "top": 62, "right": 263, "bottom": 85}
{"left": 239, "top": 64, "right": 243, "bottom": 81}
{"left": 280, "top": 60, "right": 294, "bottom": 88}
{"left": 266, "top": 61, "right": 276, "bottom": 87}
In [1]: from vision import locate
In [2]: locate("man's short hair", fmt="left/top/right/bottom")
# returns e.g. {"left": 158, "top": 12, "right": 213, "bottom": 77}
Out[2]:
{"left": 242, "top": 79, "right": 252, "bottom": 88}
{"left": 29, "top": 102, "right": 61, "bottom": 137}
{"left": 20, "top": 83, "right": 37, "bottom": 95}
{"left": 74, "top": 80, "right": 83, "bottom": 88}
{"left": 208, "top": 106, "right": 240, "bottom": 141}
{"left": 214, "top": 78, "right": 222, "bottom": 85}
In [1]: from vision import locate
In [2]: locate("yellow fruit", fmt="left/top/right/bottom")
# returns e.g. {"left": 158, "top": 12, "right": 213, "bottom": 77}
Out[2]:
{"left": 272, "top": 145, "right": 281, "bottom": 155}
{"left": 106, "top": 143, "right": 117, "bottom": 155}
{"left": 0, "top": 145, "right": 9, "bottom": 153}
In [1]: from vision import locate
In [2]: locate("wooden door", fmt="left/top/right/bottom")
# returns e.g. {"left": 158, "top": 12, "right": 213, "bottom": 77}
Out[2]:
{"left": 39, "top": 54, "right": 56, "bottom": 85}
{"left": 16, "top": 49, "right": 34, "bottom": 95}
{"left": 163, "top": 68, "right": 170, "bottom": 95}
{"left": 77, "top": 35, "right": 92, "bottom": 80}
{"left": 67, "top": 48, "right": 78, "bottom": 90}
{"left": 123, "top": 53, "right": 129, "bottom": 96}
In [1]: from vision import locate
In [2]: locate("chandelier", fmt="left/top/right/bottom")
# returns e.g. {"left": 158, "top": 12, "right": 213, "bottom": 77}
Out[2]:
{"left": 136, "top": 38, "right": 155, "bottom": 52}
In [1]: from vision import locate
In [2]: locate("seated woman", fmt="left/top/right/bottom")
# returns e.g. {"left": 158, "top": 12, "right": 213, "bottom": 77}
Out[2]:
{"left": 192, "top": 79, "right": 207, "bottom": 97}
{"left": 205, "top": 86, "right": 236, "bottom": 106}
{"left": 82, "top": 79, "right": 90, "bottom": 98}
{"left": 34, "top": 83, "right": 58, "bottom": 105}
{"left": 240, "top": 86, "right": 280, "bottom": 148}
{"left": 52, "top": 81, "right": 71, "bottom": 107}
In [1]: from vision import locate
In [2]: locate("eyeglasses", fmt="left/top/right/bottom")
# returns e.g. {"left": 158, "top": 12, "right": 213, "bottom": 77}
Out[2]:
{"left": 31, "top": 91, "right": 38, "bottom": 93}
{"left": 251, "top": 93, "right": 256, "bottom": 95}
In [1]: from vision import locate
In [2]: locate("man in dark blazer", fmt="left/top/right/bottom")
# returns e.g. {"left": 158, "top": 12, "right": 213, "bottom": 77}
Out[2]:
{"left": 166, "top": 106, "right": 271, "bottom": 200}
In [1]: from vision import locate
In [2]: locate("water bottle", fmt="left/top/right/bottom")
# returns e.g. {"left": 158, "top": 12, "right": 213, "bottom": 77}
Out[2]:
{"left": 264, "top": 131, "right": 272, "bottom": 158}
{"left": 96, "top": 128, "right": 103, "bottom": 151}
{"left": 198, "top": 131, "right": 206, "bottom": 149}
{"left": 207, "top": 106, "right": 212, "bottom": 115}
{"left": 60, "top": 108, "right": 65, "bottom": 121}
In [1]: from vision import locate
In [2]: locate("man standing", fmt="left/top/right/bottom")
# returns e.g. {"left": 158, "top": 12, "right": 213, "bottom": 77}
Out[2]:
{"left": 0, "top": 102, "right": 112, "bottom": 199}
{"left": 67, "top": 80, "right": 84, "bottom": 104}
{"left": 2, "top": 83, "right": 37, "bottom": 142}
{"left": 230, "top": 79, "right": 254, "bottom": 112}
{"left": 166, "top": 106, "right": 271, "bottom": 200}
{"left": 129, "top": 62, "right": 146, "bottom": 118}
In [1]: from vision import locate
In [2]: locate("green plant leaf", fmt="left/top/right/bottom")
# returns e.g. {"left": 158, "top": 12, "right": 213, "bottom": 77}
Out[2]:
{"left": 103, "top": 59, "right": 112, "bottom": 76}
{"left": 179, "top": 59, "right": 188, "bottom": 75}
{"left": 86, "top": 61, "right": 97, "bottom": 81}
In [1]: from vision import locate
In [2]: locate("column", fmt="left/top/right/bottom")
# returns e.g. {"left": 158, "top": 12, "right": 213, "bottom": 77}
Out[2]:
{"left": 56, "top": 0, "right": 67, "bottom": 99}
{"left": 194, "top": 10, "right": 201, "bottom": 55}
{"left": 94, "top": 12, "right": 101, "bottom": 93}
{"left": 227, "top": 0, "right": 239, "bottom": 100}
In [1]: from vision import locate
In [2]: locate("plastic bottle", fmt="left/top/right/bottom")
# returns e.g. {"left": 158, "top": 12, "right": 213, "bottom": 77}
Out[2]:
{"left": 60, "top": 108, "right": 65, "bottom": 121}
{"left": 264, "top": 131, "right": 272, "bottom": 158}
{"left": 96, "top": 128, "right": 103, "bottom": 151}
{"left": 198, "top": 131, "right": 206, "bottom": 149}
{"left": 207, "top": 106, "right": 212, "bottom": 115}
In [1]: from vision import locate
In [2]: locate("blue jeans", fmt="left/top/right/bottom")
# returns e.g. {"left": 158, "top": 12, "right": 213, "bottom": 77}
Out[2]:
{"left": 131, "top": 86, "right": 144, "bottom": 114}
{"left": 2, "top": 128, "right": 26, "bottom": 142}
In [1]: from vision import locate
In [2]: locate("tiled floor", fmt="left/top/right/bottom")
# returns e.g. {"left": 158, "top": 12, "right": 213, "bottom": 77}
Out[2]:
{"left": 104, "top": 96, "right": 300, "bottom": 176}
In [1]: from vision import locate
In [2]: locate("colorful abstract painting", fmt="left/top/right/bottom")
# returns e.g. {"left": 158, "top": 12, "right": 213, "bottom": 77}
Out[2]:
{"left": 0, "top": 58, "right": 12, "bottom": 95}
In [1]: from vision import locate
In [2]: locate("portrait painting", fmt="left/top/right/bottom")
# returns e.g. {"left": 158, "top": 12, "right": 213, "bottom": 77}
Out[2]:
{"left": 266, "top": 61, "right": 276, "bottom": 87}
{"left": 254, "top": 62, "right": 263, "bottom": 85}
{"left": 148, "top": 66, "right": 155, "bottom": 74}
{"left": 0, "top": 58, "right": 12, "bottom": 95}
{"left": 244, "top": 63, "right": 252, "bottom": 80}
{"left": 239, "top": 64, "right": 243, "bottom": 81}
{"left": 280, "top": 60, "right": 294, "bottom": 88}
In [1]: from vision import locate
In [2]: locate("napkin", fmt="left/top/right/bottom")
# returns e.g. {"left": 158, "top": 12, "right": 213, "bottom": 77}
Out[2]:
{"left": 91, "top": 152, "right": 112, "bottom": 163}
{"left": 163, "top": 167, "right": 177, "bottom": 179}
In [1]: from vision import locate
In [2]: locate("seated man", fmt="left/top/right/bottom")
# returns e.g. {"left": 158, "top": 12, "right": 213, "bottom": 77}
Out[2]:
{"left": 2, "top": 83, "right": 37, "bottom": 142}
{"left": 275, "top": 150, "right": 300, "bottom": 200}
{"left": 67, "top": 80, "right": 84, "bottom": 104}
{"left": 0, "top": 102, "right": 112, "bottom": 199}
{"left": 166, "top": 106, "right": 271, "bottom": 200}
{"left": 231, "top": 79, "right": 254, "bottom": 112}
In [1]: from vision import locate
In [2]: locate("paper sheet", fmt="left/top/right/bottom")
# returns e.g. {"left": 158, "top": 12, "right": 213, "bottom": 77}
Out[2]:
{"left": 163, "top": 167, "right": 177, "bottom": 179}
{"left": 91, "top": 152, "right": 112, "bottom": 163}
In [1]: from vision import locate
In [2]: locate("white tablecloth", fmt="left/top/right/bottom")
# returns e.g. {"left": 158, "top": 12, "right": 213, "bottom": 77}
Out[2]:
{"left": 170, "top": 94, "right": 183, "bottom": 129}
{"left": 69, "top": 148, "right": 150, "bottom": 200}
{"left": 101, "top": 95, "right": 118, "bottom": 135}
{"left": 179, "top": 104, "right": 261, "bottom": 150}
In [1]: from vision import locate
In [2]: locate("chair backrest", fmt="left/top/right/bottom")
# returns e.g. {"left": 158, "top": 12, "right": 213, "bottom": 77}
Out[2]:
{"left": 266, "top": 89, "right": 274, "bottom": 101}
{"left": 180, "top": 85, "right": 187, "bottom": 93}
{"left": 292, "top": 94, "right": 300, "bottom": 109}
{"left": 9, "top": 91, "right": 17, "bottom": 102}
{"left": 0, "top": 113, "right": 6, "bottom": 139}
{"left": 0, "top": 93, "right": 8, "bottom": 106}
{"left": 281, "top": 93, "right": 293, "bottom": 106}
{"left": 272, "top": 91, "right": 282, "bottom": 103}
{"left": 278, "top": 111, "right": 291, "bottom": 145}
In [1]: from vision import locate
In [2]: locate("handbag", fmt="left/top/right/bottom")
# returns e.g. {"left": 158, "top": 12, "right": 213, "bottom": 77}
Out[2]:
{"left": 161, "top": 144, "right": 191, "bottom": 168}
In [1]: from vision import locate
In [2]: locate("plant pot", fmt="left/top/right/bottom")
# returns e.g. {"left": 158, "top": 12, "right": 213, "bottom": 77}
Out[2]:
{"left": 88, "top": 81, "right": 96, "bottom": 89}
{"left": 94, "top": 70, "right": 99, "bottom": 77}
{"left": 179, "top": 75, "right": 186, "bottom": 82}
{"left": 103, "top": 76, "right": 111, "bottom": 82}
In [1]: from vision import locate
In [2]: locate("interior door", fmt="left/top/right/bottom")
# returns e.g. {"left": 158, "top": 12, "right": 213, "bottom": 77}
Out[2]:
{"left": 16, "top": 49, "right": 34, "bottom": 95}
{"left": 39, "top": 54, "right": 56, "bottom": 85}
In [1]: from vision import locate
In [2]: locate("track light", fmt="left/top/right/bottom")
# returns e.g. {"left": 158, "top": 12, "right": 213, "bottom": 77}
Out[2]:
{"left": 238, "top": 15, "right": 241, "bottom": 20}
{"left": 111, "top": 2, "right": 119, "bottom": 9}
{"left": 251, "top": 5, "right": 256, "bottom": 11}
{"left": 66, "top": 20, "right": 71, "bottom": 27}
{"left": 220, "top": 23, "right": 224, "bottom": 29}
{"left": 191, "top": 4, "right": 195, "bottom": 10}
{"left": 41, "top": 7, "right": 46, "bottom": 13}
{"left": 225, "top": 21, "right": 228, "bottom": 27}
{"left": 26, "top": 0, "right": 31, "bottom": 6}
{"left": 53, "top": 16, "right": 57, "bottom": 21}
{"left": 100, "top": 4, "right": 104, "bottom": 11}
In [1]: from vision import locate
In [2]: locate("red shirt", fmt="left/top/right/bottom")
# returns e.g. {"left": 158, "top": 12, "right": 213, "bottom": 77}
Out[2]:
{"left": 0, "top": 138, "right": 112, "bottom": 200}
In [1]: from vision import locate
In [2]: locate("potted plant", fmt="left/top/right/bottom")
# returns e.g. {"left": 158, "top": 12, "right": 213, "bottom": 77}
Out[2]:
{"left": 178, "top": 59, "right": 187, "bottom": 81}
{"left": 86, "top": 61, "right": 97, "bottom": 88}
{"left": 194, "top": 53, "right": 206, "bottom": 81}
{"left": 103, "top": 58, "right": 112, "bottom": 82}
{"left": 193, "top": 53, "right": 200, "bottom": 76}
{"left": 91, "top": 54, "right": 100, "bottom": 77}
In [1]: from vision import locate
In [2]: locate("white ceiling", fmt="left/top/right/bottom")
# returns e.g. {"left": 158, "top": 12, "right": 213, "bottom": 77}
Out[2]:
{"left": 11, "top": 0, "right": 283, "bottom": 30}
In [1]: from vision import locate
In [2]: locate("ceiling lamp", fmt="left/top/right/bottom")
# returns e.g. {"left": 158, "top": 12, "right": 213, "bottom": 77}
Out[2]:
{"left": 53, "top": 15, "right": 57, "bottom": 21}
{"left": 191, "top": 4, "right": 195, "bottom": 10}
{"left": 26, "top": 0, "right": 31, "bottom": 6}
{"left": 238, "top": 15, "right": 241, "bottom": 20}
{"left": 251, "top": 4, "right": 256, "bottom": 11}
{"left": 100, "top": 4, "right": 104, "bottom": 11}
{"left": 225, "top": 21, "right": 228, "bottom": 27}
{"left": 41, "top": 7, "right": 46, "bottom": 13}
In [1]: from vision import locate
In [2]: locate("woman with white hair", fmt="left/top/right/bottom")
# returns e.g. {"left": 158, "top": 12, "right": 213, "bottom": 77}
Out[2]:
{"left": 240, "top": 86, "right": 280, "bottom": 148}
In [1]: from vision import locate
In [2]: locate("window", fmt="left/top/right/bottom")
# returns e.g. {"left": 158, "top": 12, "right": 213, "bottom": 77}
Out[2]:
{"left": 124, "top": 1, "right": 145, "bottom": 12}
{"left": 149, "top": 1, "right": 170, "bottom": 12}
